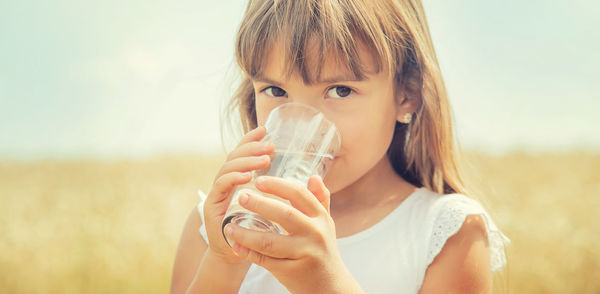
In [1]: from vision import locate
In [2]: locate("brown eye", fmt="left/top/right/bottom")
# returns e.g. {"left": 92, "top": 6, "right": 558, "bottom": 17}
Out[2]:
{"left": 265, "top": 86, "right": 287, "bottom": 97}
{"left": 327, "top": 86, "right": 352, "bottom": 98}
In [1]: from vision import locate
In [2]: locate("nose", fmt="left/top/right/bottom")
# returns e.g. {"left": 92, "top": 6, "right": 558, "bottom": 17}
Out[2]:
{"left": 286, "top": 96, "right": 321, "bottom": 112}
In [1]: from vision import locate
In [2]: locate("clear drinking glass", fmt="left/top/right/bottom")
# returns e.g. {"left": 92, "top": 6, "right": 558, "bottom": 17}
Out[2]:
{"left": 222, "top": 102, "right": 341, "bottom": 246}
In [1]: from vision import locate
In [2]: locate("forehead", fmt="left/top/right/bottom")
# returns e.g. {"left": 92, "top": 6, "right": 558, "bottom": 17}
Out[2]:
{"left": 255, "top": 36, "right": 380, "bottom": 84}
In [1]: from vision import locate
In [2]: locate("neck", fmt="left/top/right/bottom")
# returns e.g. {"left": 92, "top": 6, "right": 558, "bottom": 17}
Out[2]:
{"left": 330, "top": 154, "right": 416, "bottom": 211}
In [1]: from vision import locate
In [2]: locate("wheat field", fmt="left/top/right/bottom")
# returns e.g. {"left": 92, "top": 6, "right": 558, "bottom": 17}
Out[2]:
{"left": 0, "top": 152, "right": 598, "bottom": 293}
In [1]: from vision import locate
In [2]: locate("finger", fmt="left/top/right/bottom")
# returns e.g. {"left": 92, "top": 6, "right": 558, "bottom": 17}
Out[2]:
{"left": 235, "top": 126, "right": 267, "bottom": 148}
{"left": 230, "top": 241, "right": 250, "bottom": 258}
{"left": 245, "top": 249, "right": 283, "bottom": 271}
{"left": 207, "top": 171, "right": 253, "bottom": 204}
{"left": 226, "top": 140, "right": 274, "bottom": 161}
{"left": 255, "top": 176, "right": 324, "bottom": 217}
{"left": 217, "top": 155, "right": 271, "bottom": 178}
{"left": 224, "top": 223, "right": 303, "bottom": 259}
{"left": 307, "top": 175, "right": 331, "bottom": 214}
{"left": 238, "top": 191, "right": 312, "bottom": 234}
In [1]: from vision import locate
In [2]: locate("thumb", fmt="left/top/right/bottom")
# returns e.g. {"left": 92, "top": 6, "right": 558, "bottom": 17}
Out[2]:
{"left": 307, "top": 175, "right": 331, "bottom": 214}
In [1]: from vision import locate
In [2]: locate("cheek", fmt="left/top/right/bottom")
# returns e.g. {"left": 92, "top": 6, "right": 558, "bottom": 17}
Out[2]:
{"left": 336, "top": 109, "right": 396, "bottom": 152}
{"left": 254, "top": 98, "right": 279, "bottom": 126}
{"left": 323, "top": 108, "right": 397, "bottom": 192}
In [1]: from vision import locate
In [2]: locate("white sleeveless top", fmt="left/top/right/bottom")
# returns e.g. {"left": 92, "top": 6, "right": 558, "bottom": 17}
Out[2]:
{"left": 196, "top": 188, "right": 509, "bottom": 294}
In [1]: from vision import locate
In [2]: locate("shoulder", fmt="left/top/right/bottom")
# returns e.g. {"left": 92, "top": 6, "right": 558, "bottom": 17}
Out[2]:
{"left": 409, "top": 190, "right": 509, "bottom": 293}
{"left": 412, "top": 191, "right": 506, "bottom": 266}
{"left": 176, "top": 190, "right": 208, "bottom": 249}
{"left": 419, "top": 214, "right": 491, "bottom": 294}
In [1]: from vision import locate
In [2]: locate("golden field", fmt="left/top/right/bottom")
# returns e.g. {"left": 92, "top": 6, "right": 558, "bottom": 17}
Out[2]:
{"left": 0, "top": 152, "right": 598, "bottom": 293}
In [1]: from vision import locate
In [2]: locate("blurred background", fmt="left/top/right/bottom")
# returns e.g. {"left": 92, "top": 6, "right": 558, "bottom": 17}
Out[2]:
{"left": 0, "top": 0, "right": 598, "bottom": 293}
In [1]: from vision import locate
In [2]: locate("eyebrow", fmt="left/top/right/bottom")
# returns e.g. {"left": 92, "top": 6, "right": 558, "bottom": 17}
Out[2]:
{"left": 252, "top": 76, "right": 284, "bottom": 86}
{"left": 318, "top": 74, "right": 367, "bottom": 83}
{"left": 252, "top": 73, "right": 367, "bottom": 85}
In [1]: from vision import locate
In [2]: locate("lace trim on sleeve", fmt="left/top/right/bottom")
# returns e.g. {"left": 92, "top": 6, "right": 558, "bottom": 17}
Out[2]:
{"left": 426, "top": 195, "right": 510, "bottom": 273}
{"left": 196, "top": 189, "right": 209, "bottom": 244}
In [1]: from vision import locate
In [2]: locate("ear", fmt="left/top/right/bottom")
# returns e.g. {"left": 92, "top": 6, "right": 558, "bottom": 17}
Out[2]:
{"left": 394, "top": 62, "right": 423, "bottom": 123}
{"left": 395, "top": 91, "right": 421, "bottom": 123}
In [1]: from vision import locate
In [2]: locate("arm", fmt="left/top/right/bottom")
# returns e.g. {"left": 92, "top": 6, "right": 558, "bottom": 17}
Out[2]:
{"left": 170, "top": 206, "right": 251, "bottom": 294}
{"left": 419, "top": 215, "right": 491, "bottom": 294}
{"left": 172, "top": 126, "right": 274, "bottom": 293}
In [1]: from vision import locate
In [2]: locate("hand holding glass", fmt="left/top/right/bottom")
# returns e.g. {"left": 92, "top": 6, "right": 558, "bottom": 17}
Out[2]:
{"left": 222, "top": 103, "right": 341, "bottom": 246}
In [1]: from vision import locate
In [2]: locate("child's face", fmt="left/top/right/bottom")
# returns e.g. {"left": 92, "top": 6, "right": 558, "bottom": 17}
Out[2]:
{"left": 252, "top": 41, "right": 407, "bottom": 194}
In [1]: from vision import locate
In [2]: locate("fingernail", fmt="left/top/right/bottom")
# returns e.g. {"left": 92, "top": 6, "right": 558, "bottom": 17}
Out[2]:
{"left": 225, "top": 225, "right": 233, "bottom": 236}
{"left": 232, "top": 242, "right": 240, "bottom": 255}
{"left": 256, "top": 176, "right": 265, "bottom": 186}
{"left": 239, "top": 193, "right": 249, "bottom": 205}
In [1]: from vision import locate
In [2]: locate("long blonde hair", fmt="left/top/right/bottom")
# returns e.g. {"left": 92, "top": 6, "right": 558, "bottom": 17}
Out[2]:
{"left": 223, "top": 0, "right": 470, "bottom": 196}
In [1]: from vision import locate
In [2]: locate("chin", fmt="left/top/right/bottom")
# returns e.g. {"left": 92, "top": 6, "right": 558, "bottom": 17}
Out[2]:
{"left": 322, "top": 156, "right": 352, "bottom": 194}
{"left": 322, "top": 169, "right": 347, "bottom": 195}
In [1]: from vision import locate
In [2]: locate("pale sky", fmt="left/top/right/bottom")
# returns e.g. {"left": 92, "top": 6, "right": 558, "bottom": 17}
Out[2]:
{"left": 0, "top": 0, "right": 598, "bottom": 159}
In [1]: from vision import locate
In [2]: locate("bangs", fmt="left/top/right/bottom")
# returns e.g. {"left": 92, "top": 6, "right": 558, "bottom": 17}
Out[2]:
{"left": 235, "top": 0, "right": 404, "bottom": 84}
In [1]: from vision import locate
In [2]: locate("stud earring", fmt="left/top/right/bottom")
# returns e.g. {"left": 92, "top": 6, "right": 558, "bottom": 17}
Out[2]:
{"left": 401, "top": 113, "right": 412, "bottom": 124}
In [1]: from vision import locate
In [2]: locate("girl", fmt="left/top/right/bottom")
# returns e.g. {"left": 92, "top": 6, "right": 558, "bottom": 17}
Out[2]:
{"left": 171, "top": 0, "right": 509, "bottom": 293}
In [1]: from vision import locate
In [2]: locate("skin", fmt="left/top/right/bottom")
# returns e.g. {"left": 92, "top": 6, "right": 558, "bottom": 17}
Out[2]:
{"left": 170, "top": 40, "right": 491, "bottom": 294}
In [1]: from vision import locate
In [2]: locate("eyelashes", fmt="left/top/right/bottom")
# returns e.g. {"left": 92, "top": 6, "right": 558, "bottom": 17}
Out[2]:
{"left": 264, "top": 86, "right": 287, "bottom": 97}
{"left": 327, "top": 86, "right": 352, "bottom": 98}
{"left": 261, "top": 85, "right": 354, "bottom": 99}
